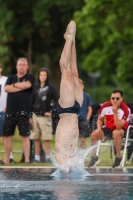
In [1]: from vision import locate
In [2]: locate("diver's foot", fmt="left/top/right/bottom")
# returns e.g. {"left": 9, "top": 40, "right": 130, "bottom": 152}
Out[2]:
{"left": 64, "top": 21, "right": 76, "bottom": 40}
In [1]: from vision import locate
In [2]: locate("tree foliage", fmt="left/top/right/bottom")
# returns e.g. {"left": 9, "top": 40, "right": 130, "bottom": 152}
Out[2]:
{"left": 74, "top": 0, "right": 133, "bottom": 84}
{"left": 0, "top": 0, "right": 84, "bottom": 89}
{"left": 0, "top": 2, "right": 13, "bottom": 70}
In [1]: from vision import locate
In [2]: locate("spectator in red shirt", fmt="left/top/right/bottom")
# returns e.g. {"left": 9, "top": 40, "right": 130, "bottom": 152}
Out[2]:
{"left": 88, "top": 89, "right": 130, "bottom": 168}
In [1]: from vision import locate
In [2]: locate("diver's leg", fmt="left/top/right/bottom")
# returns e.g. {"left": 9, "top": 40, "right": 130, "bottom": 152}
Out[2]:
{"left": 59, "top": 21, "right": 76, "bottom": 107}
{"left": 70, "top": 29, "right": 83, "bottom": 106}
{"left": 59, "top": 21, "right": 76, "bottom": 72}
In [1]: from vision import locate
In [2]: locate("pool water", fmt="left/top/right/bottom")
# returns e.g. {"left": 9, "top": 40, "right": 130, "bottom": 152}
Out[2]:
{"left": 0, "top": 168, "right": 133, "bottom": 200}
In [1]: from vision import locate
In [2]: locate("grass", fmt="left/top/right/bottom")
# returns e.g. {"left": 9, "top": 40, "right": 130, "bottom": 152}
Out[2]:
{"left": 0, "top": 130, "right": 132, "bottom": 167}
{"left": 0, "top": 126, "right": 57, "bottom": 166}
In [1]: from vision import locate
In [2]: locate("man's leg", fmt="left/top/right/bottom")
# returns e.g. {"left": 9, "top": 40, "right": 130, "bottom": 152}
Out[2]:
{"left": 59, "top": 21, "right": 75, "bottom": 107}
{"left": 59, "top": 23, "right": 74, "bottom": 71}
{"left": 88, "top": 129, "right": 104, "bottom": 168}
{"left": 91, "top": 130, "right": 104, "bottom": 157}
{"left": 34, "top": 139, "right": 41, "bottom": 161}
{"left": 112, "top": 129, "right": 124, "bottom": 168}
{"left": 0, "top": 112, "right": 4, "bottom": 142}
{"left": 3, "top": 136, "right": 14, "bottom": 163}
{"left": 2, "top": 114, "right": 15, "bottom": 164}
{"left": 39, "top": 116, "right": 52, "bottom": 163}
{"left": 3, "top": 136, "right": 12, "bottom": 163}
{"left": 30, "top": 113, "right": 41, "bottom": 162}
{"left": 113, "top": 129, "right": 124, "bottom": 157}
{"left": 2, "top": 136, "right": 14, "bottom": 163}
{"left": 79, "top": 120, "right": 90, "bottom": 149}
{"left": 80, "top": 137, "right": 86, "bottom": 149}
{"left": 70, "top": 24, "right": 83, "bottom": 106}
{"left": 44, "top": 140, "right": 51, "bottom": 162}
{"left": 21, "top": 136, "right": 30, "bottom": 163}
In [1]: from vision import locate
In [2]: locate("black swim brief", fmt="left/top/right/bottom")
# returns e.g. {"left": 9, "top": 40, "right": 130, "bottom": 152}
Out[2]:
{"left": 57, "top": 101, "right": 81, "bottom": 115}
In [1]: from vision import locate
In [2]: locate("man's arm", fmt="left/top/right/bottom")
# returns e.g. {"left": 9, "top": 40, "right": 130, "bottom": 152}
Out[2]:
{"left": 97, "top": 115, "right": 104, "bottom": 130}
{"left": 5, "top": 84, "right": 22, "bottom": 93}
{"left": 13, "top": 81, "right": 32, "bottom": 90}
{"left": 87, "top": 106, "right": 92, "bottom": 120}
{"left": 52, "top": 86, "right": 59, "bottom": 104}
{"left": 112, "top": 105, "right": 126, "bottom": 129}
{"left": 44, "top": 86, "right": 59, "bottom": 117}
{"left": 113, "top": 113, "right": 126, "bottom": 129}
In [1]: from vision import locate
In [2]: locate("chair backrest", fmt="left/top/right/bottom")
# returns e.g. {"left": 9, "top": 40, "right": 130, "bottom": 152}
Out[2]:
{"left": 126, "top": 103, "right": 133, "bottom": 114}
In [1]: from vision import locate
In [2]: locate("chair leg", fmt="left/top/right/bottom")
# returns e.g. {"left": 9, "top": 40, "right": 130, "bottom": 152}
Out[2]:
{"left": 129, "top": 152, "right": 133, "bottom": 163}
{"left": 111, "top": 141, "right": 115, "bottom": 161}
{"left": 96, "top": 140, "right": 114, "bottom": 157}
{"left": 96, "top": 140, "right": 101, "bottom": 156}
{"left": 121, "top": 126, "right": 130, "bottom": 167}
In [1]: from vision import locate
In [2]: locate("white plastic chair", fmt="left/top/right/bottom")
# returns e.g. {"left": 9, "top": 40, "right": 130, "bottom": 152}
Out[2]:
{"left": 96, "top": 138, "right": 114, "bottom": 160}
{"left": 94, "top": 111, "right": 133, "bottom": 167}
{"left": 96, "top": 126, "right": 133, "bottom": 167}
{"left": 121, "top": 125, "right": 133, "bottom": 167}
{"left": 96, "top": 125, "right": 133, "bottom": 167}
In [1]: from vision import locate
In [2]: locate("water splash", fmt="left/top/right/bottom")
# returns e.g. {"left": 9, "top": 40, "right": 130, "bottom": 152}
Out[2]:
{"left": 51, "top": 168, "right": 91, "bottom": 180}
{"left": 51, "top": 144, "right": 97, "bottom": 176}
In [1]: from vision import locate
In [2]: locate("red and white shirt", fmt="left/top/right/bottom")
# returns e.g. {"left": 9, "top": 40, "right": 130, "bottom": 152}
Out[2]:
{"left": 99, "top": 101, "right": 129, "bottom": 130}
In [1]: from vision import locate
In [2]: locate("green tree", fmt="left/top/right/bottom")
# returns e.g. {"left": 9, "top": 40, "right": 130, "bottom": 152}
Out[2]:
{"left": 74, "top": 0, "right": 133, "bottom": 84}
{"left": 0, "top": 2, "right": 13, "bottom": 71}
{"left": 0, "top": 0, "right": 84, "bottom": 89}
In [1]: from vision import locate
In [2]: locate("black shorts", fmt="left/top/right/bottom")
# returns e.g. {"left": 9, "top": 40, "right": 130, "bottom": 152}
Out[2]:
{"left": 0, "top": 112, "right": 5, "bottom": 137}
{"left": 78, "top": 120, "right": 90, "bottom": 138}
{"left": 3, "top": 113, "right": 30, "bottom": 137}
{"left": 102, "top": 127, "right": 127, "bottom": 139}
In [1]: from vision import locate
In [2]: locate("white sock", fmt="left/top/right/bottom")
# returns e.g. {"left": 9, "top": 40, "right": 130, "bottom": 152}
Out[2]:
{"left": 9, "top": 152, "right": 13, "bottom": 159}
{"left": 35, "top": 155, "right": 40, "bottom": 161}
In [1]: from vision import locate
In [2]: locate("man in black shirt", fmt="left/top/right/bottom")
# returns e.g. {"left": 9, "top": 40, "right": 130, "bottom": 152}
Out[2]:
{"left": 1, "top": 58, "right": 35, "bottom": 164}
{"left": 30, "top": 68, "right": 59, "bottom": 163}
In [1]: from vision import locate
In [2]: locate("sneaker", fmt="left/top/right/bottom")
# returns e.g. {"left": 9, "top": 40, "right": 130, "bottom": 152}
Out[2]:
{"left": 45, "top": 158, "right": 52, "bottom": 163}
{"left": 10, "top": 158, "right": 14, "bottom": 164}
{"left": 126, "top": 160, "right": 131, "bottom": 164}
{"left": 33, "top": 159, "right": 41, "bottom": 163}
{"left": 112, "top": 157, "right": 122, "bottom": 168}
{"left": 88, "top": 156, "right": 100, "bottom": 168}
{"left": 0, "top": 160, "right": 6, "bottom": 165}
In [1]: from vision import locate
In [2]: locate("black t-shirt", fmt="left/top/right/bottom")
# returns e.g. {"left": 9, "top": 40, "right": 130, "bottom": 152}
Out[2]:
{"left": 6, "top": 73, "right": 35, "bottom": 116}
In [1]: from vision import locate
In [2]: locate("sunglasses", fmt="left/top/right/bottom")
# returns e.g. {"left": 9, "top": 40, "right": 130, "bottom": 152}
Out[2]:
{"left": 111, "top": 97, "right": 120, "bottom": 100}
